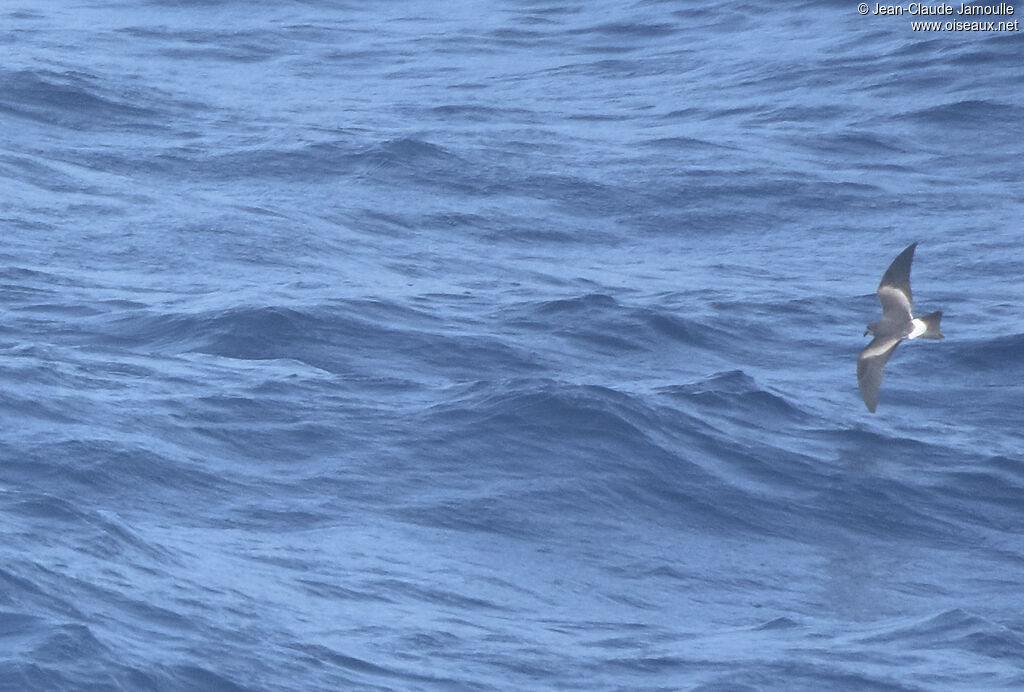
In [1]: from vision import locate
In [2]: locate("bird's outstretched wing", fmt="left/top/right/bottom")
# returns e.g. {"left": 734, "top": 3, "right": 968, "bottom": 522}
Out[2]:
{"left": 857, "top": 336, "right": 902, "bottom": 413}
{"left": 877, "top": 242, "right": 916, "bottom": 321}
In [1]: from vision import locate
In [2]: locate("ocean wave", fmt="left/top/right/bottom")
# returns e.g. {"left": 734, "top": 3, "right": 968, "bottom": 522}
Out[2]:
{"left": 3, "top": 0, "right": 1022, "bottom": 689}
{"left": 0, "top": 69, "right": 164, "bottom": 132}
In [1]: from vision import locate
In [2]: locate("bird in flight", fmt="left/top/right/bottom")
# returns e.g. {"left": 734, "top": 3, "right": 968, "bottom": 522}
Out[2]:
{"left": 857, "top": 242, "right": 943, "bottom": 413}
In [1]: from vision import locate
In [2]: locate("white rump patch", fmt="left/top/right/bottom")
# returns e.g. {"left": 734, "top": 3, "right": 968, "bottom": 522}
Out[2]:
{"left": 908, "top": 318, "right": 927, "bottom": 339}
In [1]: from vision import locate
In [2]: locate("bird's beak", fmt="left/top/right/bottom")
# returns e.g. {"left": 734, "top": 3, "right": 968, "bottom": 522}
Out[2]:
{"left": 863, "top": 328, "right": 870, "bottom": 336}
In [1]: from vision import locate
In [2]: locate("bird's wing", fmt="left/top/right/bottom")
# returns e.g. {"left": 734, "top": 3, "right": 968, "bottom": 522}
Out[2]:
{"left": 857, "top": 336, "right": 902, "bottom": 413}
{"left": 877, "top": 242, "right": 916, "bottom": 320}
{"left": 877, "top": 285, "right": 913, "bottom": 323}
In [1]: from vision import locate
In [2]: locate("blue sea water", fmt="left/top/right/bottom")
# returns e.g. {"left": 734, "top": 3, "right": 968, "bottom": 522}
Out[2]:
{"left": 1, "top": 1, "right": 1023, "bottom": 690}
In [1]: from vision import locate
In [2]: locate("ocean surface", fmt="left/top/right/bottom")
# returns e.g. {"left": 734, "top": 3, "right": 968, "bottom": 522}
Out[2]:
{"left": 1, "top": 1, "right": 1022, "bottom": 690}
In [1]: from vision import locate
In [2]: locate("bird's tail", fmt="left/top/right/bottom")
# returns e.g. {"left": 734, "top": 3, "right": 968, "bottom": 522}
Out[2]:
{"left": 912, "top": 311, "right": 943, "bottom": 339}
